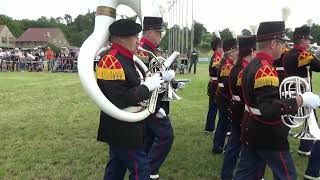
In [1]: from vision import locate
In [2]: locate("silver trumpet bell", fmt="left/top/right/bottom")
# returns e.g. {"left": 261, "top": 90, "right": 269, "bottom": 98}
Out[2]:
{"left": 162, "top": 82, "right": 182, "bottom": 101}
{"left": 279, "top": 67, "right": 320, "bottom": 140}
{"left": 136, "top": 47, "right": 182, "bottom": 102}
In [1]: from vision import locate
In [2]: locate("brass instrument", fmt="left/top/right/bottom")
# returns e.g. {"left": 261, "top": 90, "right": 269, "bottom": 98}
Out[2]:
{"left": 279, "top": 66, "right": 320, "bottom": 139}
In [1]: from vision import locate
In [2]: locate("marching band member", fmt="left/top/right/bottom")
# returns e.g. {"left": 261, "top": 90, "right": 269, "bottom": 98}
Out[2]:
{"left": 212, "top": 38, "right": 238, "bottom": 154}
{"left": 283, "top": 25, "right": 320, "bottom": 157}
{"left": 96, "top": 19, "right": 163, "bottom": 180}
{"left": 234, "top": 21, "right": 320, "bottom": 180}
{"left": 282, "top": 25, "right": 320, "bottom": 180}
{"left": 137, "top": 16, "right": 175, "bottom": 180}
{"left": 205, "top": 37, "right": 223, "bottom": 133}
{"left": 220, "top": 35, "right": 266, "bottom": 179}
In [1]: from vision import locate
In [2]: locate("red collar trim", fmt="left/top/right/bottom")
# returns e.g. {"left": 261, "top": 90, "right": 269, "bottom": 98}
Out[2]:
{"left": 214, "top": 52, "right": 222, "bottom": 58}
{"left": 255, "top": 52, "right": 273, "bottom": 65}
{"left": 140, "top": 38, "right": 157, "bottom": 52}
{"left": 111, "top": 43, "right": 133, "bottom": 60}
{"left": 242, "top": 58, "right": 249, "bottom": 67}
{"left": 225, "top": 57, "right": 234, "bottom": 65}
{"left": 293, "top": 45, "right": 306, "bottom": 51}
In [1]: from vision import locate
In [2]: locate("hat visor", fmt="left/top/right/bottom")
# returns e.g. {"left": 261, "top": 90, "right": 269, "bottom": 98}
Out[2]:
{"left": 307, "top": 35, "right": 314, "bottom": 40}
{"left": 278, "top": 35, "right": 291, "bottom": 42}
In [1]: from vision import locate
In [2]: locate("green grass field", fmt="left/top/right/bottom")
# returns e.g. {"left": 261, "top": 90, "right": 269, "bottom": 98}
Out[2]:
{"left": 1, "top": 63, "right": 320, "bottom": 179}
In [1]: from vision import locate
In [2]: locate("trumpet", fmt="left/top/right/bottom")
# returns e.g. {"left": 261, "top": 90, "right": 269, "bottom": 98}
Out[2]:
{"left": 134, "top": 48, "right": 180, "bottom": 113}
{"left": 279, "top": 66, "right": 320, "bottom": 140}
{"left": 134, "top": 47, "right": 182, "bottom": 102}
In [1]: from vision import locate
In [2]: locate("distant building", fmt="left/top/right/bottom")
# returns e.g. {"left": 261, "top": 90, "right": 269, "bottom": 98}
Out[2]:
{"left": 0, "top": 25, "right": 16, "bottom": 48}
{"left": 16, "top": 28, "right": 69, "bottom": 49}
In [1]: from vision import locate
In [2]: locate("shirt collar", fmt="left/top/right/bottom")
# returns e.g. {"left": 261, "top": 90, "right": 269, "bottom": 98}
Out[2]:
{"left": 255, "top": 52, "right": 273, "bottom": 65}
{"left": 214, "top": 51, "right": 222, "bottom": 58}
{"left": 111, "top": 42, "right": 134, "bottom": 60}
{"left": 293, "top": 44, "right": 306, "bottom": 51}
{"left": 225, "top": 57, "right": 234, "bottom": 64}
{"left": 140, "top": 37, "right": 157, "bottom": 52}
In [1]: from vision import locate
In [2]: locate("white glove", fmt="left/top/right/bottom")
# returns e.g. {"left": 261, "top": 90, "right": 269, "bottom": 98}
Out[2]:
{"left": 301, "top": 92, "right": 320, "bottom": 109}
{"left": 156, "top": 108, "right": 166, "bottom": 118}
{"left": 162, "top": 70, "right": 175, "bottom": 82}
{"left": 177, "top": 82, "right": 186, "bottom": 89}
{"left": 143, "top": 73, "right": 164, "bottom": 92}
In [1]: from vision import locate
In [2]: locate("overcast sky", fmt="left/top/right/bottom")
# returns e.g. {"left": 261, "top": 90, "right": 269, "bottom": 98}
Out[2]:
{"left": 1, "top": 0, "right": 320, "bottom": 34}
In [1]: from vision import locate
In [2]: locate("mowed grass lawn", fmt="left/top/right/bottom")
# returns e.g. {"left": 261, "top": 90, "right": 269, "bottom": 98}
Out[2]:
{"left": 1, "top": 62, "right": 320, "bottom": 180}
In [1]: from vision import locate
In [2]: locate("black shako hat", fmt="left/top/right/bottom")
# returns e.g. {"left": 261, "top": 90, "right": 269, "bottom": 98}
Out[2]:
{"left": 223, "top": 38, "right": 238, "bottom": 52}
{"left": 256, "top": 21, "right": 290, "bottom": 42}
{"left": 238, "top": 35, "right": 257, "bottom": 56}
{"left": 143, "top": 16, "right": 163, "bottom": 31}
{"left": 293, "top": 25, "right": 313, "bottom": 40}
{"left": 109, "top": 19, "right": 142, "bottom": 36}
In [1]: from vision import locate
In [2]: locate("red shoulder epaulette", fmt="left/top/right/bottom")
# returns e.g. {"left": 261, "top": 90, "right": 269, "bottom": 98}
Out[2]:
{"left": 96, "top": 51, "right": 125, "bottom": 80}
{"left": 254, "top": 60, "right": 279, "bottom": 89}
{"left": 298, "top": 50, "right": 314, "bottom": 67}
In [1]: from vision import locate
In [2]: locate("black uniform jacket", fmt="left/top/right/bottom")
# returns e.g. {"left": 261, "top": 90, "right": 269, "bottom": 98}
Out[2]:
{"left": 283, "top": 45, "right": 320, "bottom": 79}
{"left": 96, "top": 43, "right": 150, "bottom": 148}
{"left": 207, "top": 52, "right": 222, "bottom": 96}
{"left": 229, "top": 59, "right": 249, "bottom": 125}
{"left": 241, "top": 52, "right": 298, "bottom": 150}
{"left": 216, "top": 57, "right": 234, "bottom": 106}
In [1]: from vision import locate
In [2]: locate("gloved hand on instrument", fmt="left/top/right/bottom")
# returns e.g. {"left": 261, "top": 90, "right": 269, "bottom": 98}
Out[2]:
{"left": 177, "top": 82, "right": 185, "bottom": 89}
{"left": 161, "top": 70, "right": 175, "bottom": 82}
{"left": 143, "top": 73, "right": 164, "bottom": 92}
{"left": 301, "top": 92, "right": 320, "bottom": 109}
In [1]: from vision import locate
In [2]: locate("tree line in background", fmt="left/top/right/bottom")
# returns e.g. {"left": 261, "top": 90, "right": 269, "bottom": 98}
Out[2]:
{"left": 0, "top": 11, "right": 95, "bottom": 48}
{"left": 1, "top": 11, "right": 320, "bottom": 53}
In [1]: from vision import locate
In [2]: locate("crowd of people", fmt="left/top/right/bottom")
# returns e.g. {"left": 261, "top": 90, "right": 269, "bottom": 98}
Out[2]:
{"left": 0, "top": 47, "right": 79, "bottom": 72}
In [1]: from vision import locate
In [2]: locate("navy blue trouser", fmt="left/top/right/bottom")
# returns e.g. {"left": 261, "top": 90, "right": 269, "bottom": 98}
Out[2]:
{"left": 221, "top": 123, "right": 266, "bottom": 180}
{"left": 299, "top": 139, "right": 314, "bottom": 153}
{"left": 213, "top": 102, "right": 231, "bottom": 153}
{"left": 234, "top": 146, "right": 296, "bottom": 180}
{"left": 145, "top": 115, "right": 174, "bottom": 175}
{"left": 205, "top": 95, "right": 218, "bottom": 132}
{"left": 104, "top": 144, "right": 149, "bottom": 180}
{"left": 188, "top": 60, "right": 197, "bottom": 74}
{"left": 305, "top": 141, "right": 320, "bottom": 178}
{"left": 221, "top": 122, "right": 241, "bottom": 179}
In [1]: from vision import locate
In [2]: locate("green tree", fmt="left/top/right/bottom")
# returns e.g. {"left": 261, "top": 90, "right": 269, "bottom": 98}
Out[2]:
{"left": 219, "top": 28, "right": 233, "bottom": 41}
{"left": 193, "top": 21, "right": 207, "bottom": 47}
{"left": 64, "top": 14, "right": 73, "bottom": 24}
{"left": 311, "top": 24, "right": 320, "bottom": 45}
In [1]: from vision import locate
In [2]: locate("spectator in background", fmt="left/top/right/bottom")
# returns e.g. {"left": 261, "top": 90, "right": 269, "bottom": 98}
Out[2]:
{"left": 0, "top": 48, "right": 3, "bottom": 71}
{"left": 15, "top": 48, "right": 23, "bottom": 72}
{"left": 188, "top": 49, "right": 199, "bottom": 74}
{"left": 45, "top": 47, "right": 54, "bottom": 71}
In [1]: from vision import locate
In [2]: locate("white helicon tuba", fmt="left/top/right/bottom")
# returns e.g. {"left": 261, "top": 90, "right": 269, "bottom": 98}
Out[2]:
{"left": 77, "top": 0, "right": 179, "bottom": 122}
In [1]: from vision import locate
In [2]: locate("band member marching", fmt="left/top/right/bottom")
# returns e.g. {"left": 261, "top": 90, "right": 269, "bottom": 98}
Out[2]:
{"left": 205, "top": 36, "right": 223, "bottom": 133}
{"left": 220, "top": 35, "right": 266, "bottom": 179}
{"left": 212, "top": 38, "right": 238, "bottom": 154}
{"left": 234, "top": 21, "right": 320, "bottom": 180}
